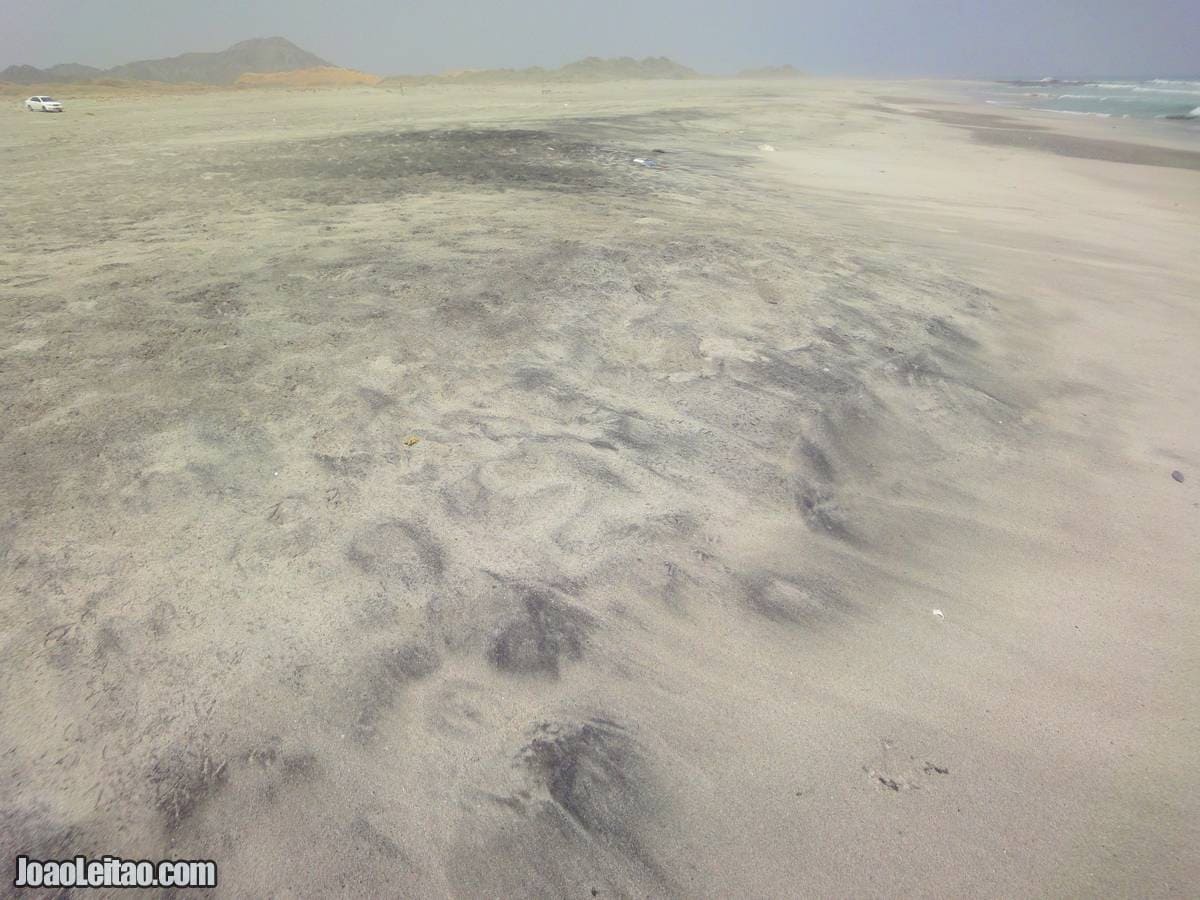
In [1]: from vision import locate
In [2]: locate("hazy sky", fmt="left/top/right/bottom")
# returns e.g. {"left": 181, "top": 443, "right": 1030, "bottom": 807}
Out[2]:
{"left": 2, "top": 0, "right": 1197, "bottom": 78}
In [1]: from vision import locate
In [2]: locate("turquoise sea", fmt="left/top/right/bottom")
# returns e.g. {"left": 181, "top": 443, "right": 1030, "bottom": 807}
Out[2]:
{"left": 978, "top": 78, "right": 1200, "bottom": 124}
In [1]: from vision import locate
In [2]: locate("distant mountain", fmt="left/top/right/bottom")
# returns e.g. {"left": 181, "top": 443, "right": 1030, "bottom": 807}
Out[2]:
{"left": 45, "top": 63, "right": 103, "bottom": 80}
{"left": 557, "top": 56, "right": 697, "bottom": 80}
{"left": 738, "top": 65, "right": 805, "bottom": 79}
{"left": 1, "top": 37, "right": 329, "bottom": 85}
{"left": 1, "top": 64, "right": 46, "bottom": 83}
{"left": 4, "top": 45, "right": 698, "bottom": 89}
{"left": 381, "top": 56, "right": 698, "bottom": 86}
{"left": 107, "top": 37, "right": 329, "bottom": 84}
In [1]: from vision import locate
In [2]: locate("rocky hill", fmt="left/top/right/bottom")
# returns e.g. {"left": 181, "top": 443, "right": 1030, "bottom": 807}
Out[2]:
{"left": 1, "top": 64, "right": 46, "bottom": 83}
{"left": 2, "top": 37, "right": 329, "bottom": 85}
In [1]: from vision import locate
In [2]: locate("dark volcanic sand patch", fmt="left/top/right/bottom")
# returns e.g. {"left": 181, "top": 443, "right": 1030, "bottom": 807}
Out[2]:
{"left": 969, "top": 127, "right": 1200, "bottom": 171}
{"left": 907, "top": 105, "right": 1200, "bottom": 171}
{"left": 908, "top": 107, "right": 1052, "bottom": 131}
{"left": 208, "top": 128, "right": 663, "bottom": 203}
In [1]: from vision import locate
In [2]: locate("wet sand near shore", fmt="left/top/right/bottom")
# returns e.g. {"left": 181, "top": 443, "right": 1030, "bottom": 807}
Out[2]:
{"left": 1, "top": 80, "right": 1197, "bottom": 896}
{"left": 903, "top": 104, "right": 1200, "bottom": 170}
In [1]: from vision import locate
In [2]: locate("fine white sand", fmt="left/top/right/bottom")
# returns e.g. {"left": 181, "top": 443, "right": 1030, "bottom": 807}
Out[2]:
{"left": 1, "top": 79, "right": 1197, "bottom": 896}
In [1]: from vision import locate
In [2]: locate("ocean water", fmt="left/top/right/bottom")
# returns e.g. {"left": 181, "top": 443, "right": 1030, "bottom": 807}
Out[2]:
{"left": 978, "top": 78, "right": 1200, "bottom": 123}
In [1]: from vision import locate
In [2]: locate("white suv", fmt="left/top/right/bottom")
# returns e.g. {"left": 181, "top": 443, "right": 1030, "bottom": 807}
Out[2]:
{"left": 25, "top": 96, "right": 64, "bottom": 112}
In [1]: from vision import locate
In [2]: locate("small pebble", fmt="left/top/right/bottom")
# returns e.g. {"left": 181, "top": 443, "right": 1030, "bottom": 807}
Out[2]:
{"left": 1171, "top": 470, "right": 1184, "bottom": 483}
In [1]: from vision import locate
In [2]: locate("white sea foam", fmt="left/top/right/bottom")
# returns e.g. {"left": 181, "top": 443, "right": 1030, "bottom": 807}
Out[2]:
{"left": 1032, "top": 107, "right": 1112, "bottom": 118}
{"left": 1032, "top": 108, "right": 1113, "bottom": 118}
{"left": 1058, "top": 95, "right": 1150, "bottom": 104}
{"left": 1133, "top": 86, "right": 1200, "bottom": 95}
{"left": 1092, "top": 82, "right": 1200, "bottom": 95}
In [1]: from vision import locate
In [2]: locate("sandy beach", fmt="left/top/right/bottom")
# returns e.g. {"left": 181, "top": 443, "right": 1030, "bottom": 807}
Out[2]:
{"left": 1, "top": 79, "right": 1197, "bottom": 896}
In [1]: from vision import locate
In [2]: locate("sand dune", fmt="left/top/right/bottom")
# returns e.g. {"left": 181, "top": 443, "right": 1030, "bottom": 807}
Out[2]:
{"left": 0, "top": 80, "right": 1196, "bottom": 895}
{"left": 236, "top": 66, "right": 382, "bottom": 88}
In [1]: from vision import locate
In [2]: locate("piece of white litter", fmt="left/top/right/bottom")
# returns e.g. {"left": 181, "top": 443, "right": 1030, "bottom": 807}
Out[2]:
{"left": 759, "top": 144, "right": 777, "bottom": 152}
{"left": 932, "top": 609, "right": 945, "bottom": 619}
